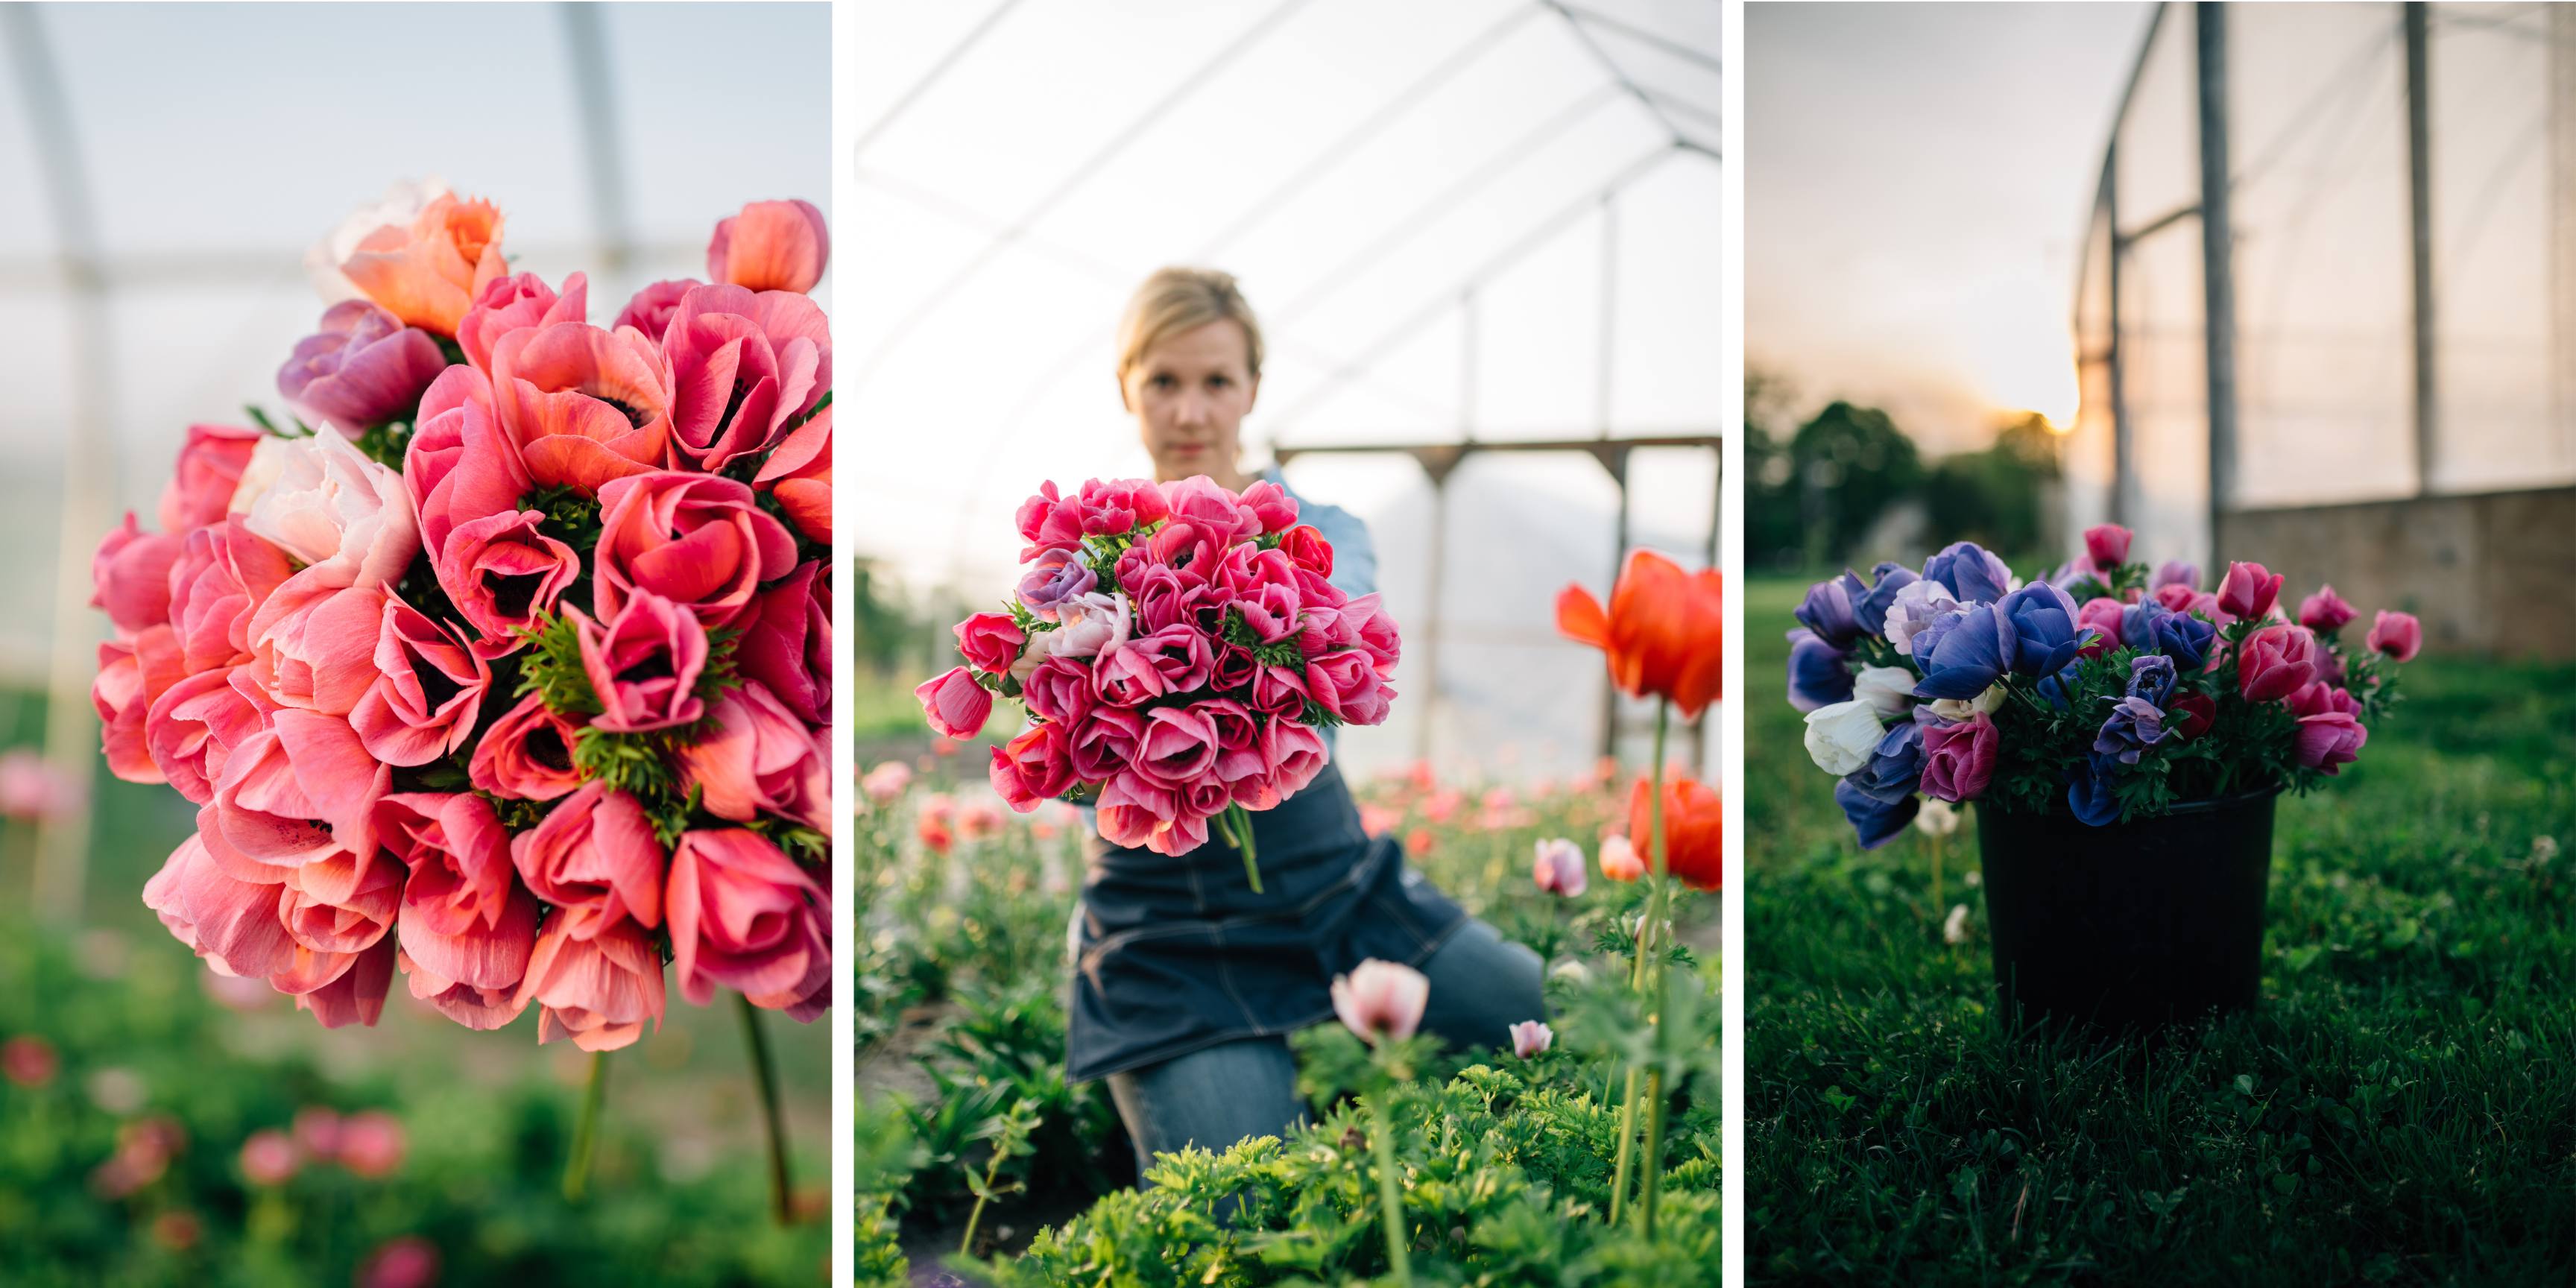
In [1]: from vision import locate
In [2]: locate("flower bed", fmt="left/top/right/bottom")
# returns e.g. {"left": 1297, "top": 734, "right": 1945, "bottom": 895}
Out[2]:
{"left": 0, "top": 920, "right": 826, "bottom": 1287}
{"left": 851, "top": 754, "right": 1722, "bottom": 1285}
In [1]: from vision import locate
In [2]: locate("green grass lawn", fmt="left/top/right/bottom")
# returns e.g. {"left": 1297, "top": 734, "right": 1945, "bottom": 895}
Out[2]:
{"left": 1743, "top": 576, "right": 2575, "bottom": 1286}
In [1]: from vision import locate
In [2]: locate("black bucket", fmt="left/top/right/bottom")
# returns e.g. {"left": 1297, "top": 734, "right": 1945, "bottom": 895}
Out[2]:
{"left": 1975, "top": 790, "right": 2277, "bottom": 1033}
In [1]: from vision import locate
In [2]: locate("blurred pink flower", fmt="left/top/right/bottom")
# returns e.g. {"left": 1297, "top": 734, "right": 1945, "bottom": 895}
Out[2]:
{"left": 1532, "top": 838, "right": 1587, "bottom": 897}
{"left": 1330, "top": 959, "right": 1429, "bottom": 1045}
{"left": 292, "top": 1107, "right": 342, "bottom": 1159}
{"left": 1598, "top": 834, "right": 1645, "bottom": 883}
{"left": 1358, "top": 804, "right": 1401, "bottom": 838}
{"left": 149, "top": 1210, "right": 201, "bottom": 1251}
{"left": 359, "top": 1236, "right": 441, "bottom": 1288}
{"left": 958, "top": 801, "right": 1005, "bottom": 841}
{"left": 0, "top": 750, "right": 76, "bottom": 821}
{"left": 92, "top": 1116, "right": 185, "bottom": 1199}
{"left": 1, "top": 1034, "right": 57, "bottom": 1087}
{"left": 239, "top": 1128, "right": 298, "bottom": 1187}
{"left": 860, "top": 761, "right": 912, "bottom": 806}
{"left": 336, "top": 1110, "right": 405, "bottom": 1178}
{"left": 2367, "top": 610, "right": 2422, "bottom": 663}
{"left": 1509, "top": 1020, "right": 1553, "bottom": 1059}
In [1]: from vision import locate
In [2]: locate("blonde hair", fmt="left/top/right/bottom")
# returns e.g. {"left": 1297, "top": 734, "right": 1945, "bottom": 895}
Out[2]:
{"left": 1117, "top": 267, "right": 1265, "bottom": 388}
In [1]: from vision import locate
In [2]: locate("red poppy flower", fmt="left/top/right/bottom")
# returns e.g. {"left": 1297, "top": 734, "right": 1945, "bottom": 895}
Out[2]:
{"left": 1556, "top": 549, "right": 1723, "bottom": 718}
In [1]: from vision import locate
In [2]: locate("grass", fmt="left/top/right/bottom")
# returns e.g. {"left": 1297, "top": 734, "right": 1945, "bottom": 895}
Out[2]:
{"left": 1743, "top": 576, "right": 2576, "bottom": 1287}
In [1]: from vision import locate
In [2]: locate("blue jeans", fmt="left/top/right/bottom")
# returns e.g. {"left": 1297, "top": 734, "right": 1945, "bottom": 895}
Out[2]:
{"left": 1101, "top": 918, "right": 1545, "bottom": 1181}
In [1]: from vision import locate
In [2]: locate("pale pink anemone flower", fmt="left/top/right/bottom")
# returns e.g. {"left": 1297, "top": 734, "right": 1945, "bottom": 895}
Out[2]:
{"left": 1598, "top": 833, "right": 1646, "bottom": 882}
{"left": 1330, "top": 959, "right": 1430, "bottom": 1045}
{"left": 1532, "top": 838, "right": 1588, "bottom": 897}
{"left": 1509, "top": 1020, "right": 1553, "bottom": 1060}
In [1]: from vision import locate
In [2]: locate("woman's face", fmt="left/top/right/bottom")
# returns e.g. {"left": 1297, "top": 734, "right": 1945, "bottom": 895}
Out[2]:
{"left": 1123, "top": 319, "right": 1258, "bottom": 485}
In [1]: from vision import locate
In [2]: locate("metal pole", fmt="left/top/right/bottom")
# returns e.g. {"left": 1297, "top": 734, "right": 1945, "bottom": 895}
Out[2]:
{"left": 1600, "top": 447, "right": 1630, "bottom": 764}
{"left": 2105, "top": 147, "right": 2131, "bottom": 529}
{"left": 561, "top": 2, "right": 636, "bottom": 282}
{"left": 1597, "top": 195, "right": 1618, "bottom": 438}
{"left": 2405, "top": 2, "right": 2437, "bottom": 496}
{"left": 5, "top": 1, "right": 107, "bottom": 922}
{"left": 2556, "top": 5, "right": 2576, "bottom": 471}
{"left": 1415, "top": 468, "right": 1448, "bottom": 769}
{"left": 2194, "top": 1, "right": 2239, "bottom": 561}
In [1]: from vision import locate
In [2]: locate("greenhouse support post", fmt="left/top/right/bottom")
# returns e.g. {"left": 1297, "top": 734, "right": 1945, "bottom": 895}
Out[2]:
{"left": 2194, "top": 1, "right": 2239, "bottom": 552}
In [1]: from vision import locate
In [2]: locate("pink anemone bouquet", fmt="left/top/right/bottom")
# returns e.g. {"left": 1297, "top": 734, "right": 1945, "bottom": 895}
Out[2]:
{"left": 917, "top": 476, "right": 1400, "bottom": 890}
{"left": 90, "top": 185, "right": 833, "bottom": 1052}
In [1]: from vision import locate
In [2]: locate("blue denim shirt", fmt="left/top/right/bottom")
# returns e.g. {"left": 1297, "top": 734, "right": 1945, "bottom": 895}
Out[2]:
{"left": 1269, "top": 465, "right": 1379, "bottom": 604}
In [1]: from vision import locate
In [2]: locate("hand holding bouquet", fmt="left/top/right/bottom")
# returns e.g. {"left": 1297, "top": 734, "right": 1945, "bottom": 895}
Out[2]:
{"left": 1788, "top": 525, "right": 2415, "bottom": 846}
{"left": 90, "top": 185, "right": 834, "bottom": 1050}
{"left": 918, "top": 476, "right": 1400, "bottom": 891}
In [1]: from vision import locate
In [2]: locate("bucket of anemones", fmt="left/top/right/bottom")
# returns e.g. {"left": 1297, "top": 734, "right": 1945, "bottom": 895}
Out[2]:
{"left": 1787, "top": 525, "right": 2418, "bottom": 1032}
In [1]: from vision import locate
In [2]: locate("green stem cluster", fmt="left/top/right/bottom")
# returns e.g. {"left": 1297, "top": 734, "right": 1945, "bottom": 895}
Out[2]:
{"left": 1369, "top": 1097, "right": 1414, "bottom": 1287}
{"left": 1608, "top": 699, "right": 1677, "bottom": 1235}
{"left": 739, "top": 994, "right": 794, "bottom": 1227}
{"left": 563, "top": 1052, "right": 610, "bottom": 1203}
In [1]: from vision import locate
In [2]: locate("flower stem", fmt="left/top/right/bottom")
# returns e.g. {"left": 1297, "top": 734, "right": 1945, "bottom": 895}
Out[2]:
{"left": 739, "top": 992, "right": 794, "bottom": 1226}
{"left": 1611, "top": 699, "right": 1673, "bottom": 1225}
{"left": 563, "top": 1051, "right": 608, "bottom": 1203}
{"left": 1638, "top": 699, "right": 1674, "bottom": 1235}
{"left": 959, "top": 1137, "right": 1008, "bottom": 1257}
{"left": 1608, "top": 1064, "right": 1642, "bottom": 1225}
{"left": 1226, "top": 802, "right": 1263, "bottom": 892}
{"left": 1369, "top": 1096, "right": 1414, "bottom": 1287}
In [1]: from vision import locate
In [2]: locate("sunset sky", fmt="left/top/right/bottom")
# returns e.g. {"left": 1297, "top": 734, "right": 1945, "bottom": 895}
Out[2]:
{"left": 1747, "top": 1, "right": 2153, "bottom": 453}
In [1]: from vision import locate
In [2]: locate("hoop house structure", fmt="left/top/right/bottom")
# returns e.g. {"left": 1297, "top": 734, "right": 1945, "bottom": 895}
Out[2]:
{"left": 848, "top": 0, "right": 1724, "bottom": 783}
{"left": 0, "top": 1, "right": 830, "bottom": 918}
{"left": 2069, "top": 1, "right": 2576, "bottom": 657}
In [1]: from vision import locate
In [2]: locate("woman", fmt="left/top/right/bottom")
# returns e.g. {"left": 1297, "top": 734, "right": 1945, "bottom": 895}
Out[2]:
{"left": 1069, "top": 267, "right": 1546, "bottom": 1178}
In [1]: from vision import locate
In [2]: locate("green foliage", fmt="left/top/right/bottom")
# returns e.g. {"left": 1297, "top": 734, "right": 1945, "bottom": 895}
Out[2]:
{"left": 1742, "top": 576, "right": 2576, "bottom": 1285}
{"left": 1920, "top": 413, "right": 2060, "bottom": 558}
{"left": 1789, "top": 400, "right": 1925, "bottom": 567}
{"left": 508, "top": 607, "right": 743, "bottom": 830}
{"left": 856, "top": 751, "right": 1723, "bottom": 1280}
{"left": 853, "top": 562, "right": 923, "bottom": 684}
{"left": 968, "top": 1061, "right": 1721, "bottom": 1287}
{"left": 514, "top": 612, "right": 604, "bottom": 719}
{"left": 348, "top": 419, "right": 415, "bottom": 470}
{"left": 0, "top": 920, "right": 823, "bottom": 1287}
{"left": 526, "top": 484, "right": 605, "bottom": 559}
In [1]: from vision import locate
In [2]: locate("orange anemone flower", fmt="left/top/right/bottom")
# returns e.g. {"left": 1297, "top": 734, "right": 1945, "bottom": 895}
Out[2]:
{"left": 1556, "top": 549, "right": 1723, "bottom": 718}
{"left": 1629, "top": 774, "right": 1723, "bottom": 891}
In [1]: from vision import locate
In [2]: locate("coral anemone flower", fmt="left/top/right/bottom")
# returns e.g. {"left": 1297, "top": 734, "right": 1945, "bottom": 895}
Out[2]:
{"left": 1556, "top": 549, "right": 1723, "bottom": 717}
{"left": 1628, "top": 774, "right": 1723, "bottom": 891}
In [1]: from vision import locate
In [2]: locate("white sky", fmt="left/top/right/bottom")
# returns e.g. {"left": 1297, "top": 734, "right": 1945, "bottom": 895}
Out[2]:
{"left": 1746, "top": 1, "right": 2151, "bottom": 452}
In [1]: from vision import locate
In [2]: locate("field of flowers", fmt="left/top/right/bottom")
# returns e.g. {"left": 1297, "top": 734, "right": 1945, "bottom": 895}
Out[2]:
{"left": 852, "top": 742, "right": 1723, "bottom": 1286}
{"left": 0, "top": 911, "right": 828, "bottom": 1287}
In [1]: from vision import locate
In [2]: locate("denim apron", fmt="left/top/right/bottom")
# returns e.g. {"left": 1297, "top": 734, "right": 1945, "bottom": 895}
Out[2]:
{"left": 1065, "top": 761, "right": 1466, "bottom": 1083}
